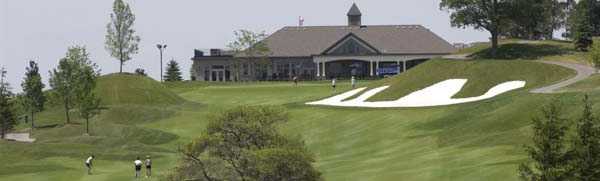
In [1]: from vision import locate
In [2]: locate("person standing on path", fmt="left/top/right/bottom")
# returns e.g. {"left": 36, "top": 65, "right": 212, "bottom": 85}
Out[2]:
{"left": 85, "top": 155, "right": 94, "bottom": 175}
{"left": 331, "top": 78, "right": 337, "bottom": 93}
{"left": 351, "top": 76, "right": 356, "bottom": 89}
{"left": 134, "top": 157, "right": 143, "bottom": 178}
{"left": 145, "top": 155, "right": 152, "bottom": 178}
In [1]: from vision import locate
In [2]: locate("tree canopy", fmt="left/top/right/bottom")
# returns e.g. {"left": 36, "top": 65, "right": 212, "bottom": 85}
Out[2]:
{"left": 0, "top": 67, "right": 16, "bottom": 139}
{"left": 440, "top": 0, "right": 510, "bottom": 56}
{"left": 168, "top": 106, "right": 321, "bottom": 181}
{"left": 49, "top": 46, "right": 99, "bottom": 124}
{"left": 21, "top": 61, "right": 45, "bottom": 131}
{"left": 105, "top": 0, "right": 140, "bottom": 73}
{"left": 227, "top": 30, "right": 270, "bottom": 81}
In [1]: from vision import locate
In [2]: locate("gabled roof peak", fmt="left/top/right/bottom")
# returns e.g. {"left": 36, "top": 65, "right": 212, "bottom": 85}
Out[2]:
{"left": 347, "top": 3, "right": 362, "bottom": 16}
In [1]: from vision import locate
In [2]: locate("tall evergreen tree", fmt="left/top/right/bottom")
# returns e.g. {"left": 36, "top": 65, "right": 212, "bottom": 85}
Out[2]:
{"left": 164, "top": 60, "right": 183, "bottom": 82}
{"left": 50, "top": 46, "right": 95, "bottom": 124}
{"left": 570, "top": 95, "right": 600, "bottom": 180}
{"left": 105, "top": 0, "right": 140, "bottom": 73}
{"left": 519, "top": 102, "right": 571, "bottom": 181}
{"left": 571, "top": 0, "right": 594, "bottom": 51}
{"left": 0, "top": 67, "right": 16, "bottom": 139}
{"left": 21, "top": 61, "right": 45, "bottom": 131}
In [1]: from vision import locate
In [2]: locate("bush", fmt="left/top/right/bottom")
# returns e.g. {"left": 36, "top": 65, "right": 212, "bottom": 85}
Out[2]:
{"left": 167, "top": 106, "right": 321, "bottom": 181}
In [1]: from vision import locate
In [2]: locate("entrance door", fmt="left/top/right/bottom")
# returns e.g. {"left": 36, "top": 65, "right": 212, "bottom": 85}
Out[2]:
{"left": 217, "top": 71, "right": 224, "bottom": 82}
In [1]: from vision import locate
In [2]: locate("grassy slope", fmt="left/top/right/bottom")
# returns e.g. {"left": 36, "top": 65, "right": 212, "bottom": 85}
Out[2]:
{"left": 96, "top": 74, "right": 184, "bottom": 106}
{"left": 366, "top": 59, "right": 574, "bottom": 101}
{"left": 459, "top": 39, "right": 589, "bottom": 65}
{"left": 0, "top": 74, "right": 184, "bottom": 181}
{"left": 1, "top": 40, "right": 596, "bottom": 180}
{"left": 560, "top": 74, "right": 600, "bottom": 92}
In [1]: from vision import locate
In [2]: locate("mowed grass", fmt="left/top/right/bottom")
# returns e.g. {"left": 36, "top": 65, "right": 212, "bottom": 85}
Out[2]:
{"left": 366, "top": 59, "right": 575, "bottom": 101}
{"left": 560, "top": 74, "right": 600, "bottom": 92}
{"left": 0, "top": 59, "right": 592, "bottom": 181}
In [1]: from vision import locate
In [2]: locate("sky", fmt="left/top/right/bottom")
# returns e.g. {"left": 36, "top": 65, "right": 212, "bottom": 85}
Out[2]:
{"left": 0, "top": 0, "right": 491, "bottom": 92}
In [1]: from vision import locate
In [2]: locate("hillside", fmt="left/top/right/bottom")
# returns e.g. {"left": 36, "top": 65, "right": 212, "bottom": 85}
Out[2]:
{"left": 96, "top": 74, "right": 185, "bottom": 106}
{"left": 365, "top": 59, "right": 575, "bottom": 101}
{"left": 1, "top": 40, "right": 598, "bottom": 180}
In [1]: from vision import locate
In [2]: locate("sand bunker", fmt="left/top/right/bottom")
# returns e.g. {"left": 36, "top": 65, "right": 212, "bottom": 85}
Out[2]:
{"left": 307, "top": 79, "right": 526, "bottom": 108}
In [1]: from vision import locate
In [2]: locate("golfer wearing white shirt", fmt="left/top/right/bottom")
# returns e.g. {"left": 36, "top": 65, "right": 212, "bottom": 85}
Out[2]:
{"left": 85, "top": 155, "right": 94, "bottom": 175}
{"left": 134, "top": 157, "right": 143, "bottom": 178}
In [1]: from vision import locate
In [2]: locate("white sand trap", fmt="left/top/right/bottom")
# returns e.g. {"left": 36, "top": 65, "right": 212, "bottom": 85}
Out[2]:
{"left": 307, "top": 79, "right": 526, "bottom": 108}
{"left": 4, "top": 133, "right": 35, "bottom": 143}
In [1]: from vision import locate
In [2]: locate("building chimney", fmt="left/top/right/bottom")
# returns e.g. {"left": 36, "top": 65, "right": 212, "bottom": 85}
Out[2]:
{"left": 347, "top": 3, "right": 362, "bottom": 26}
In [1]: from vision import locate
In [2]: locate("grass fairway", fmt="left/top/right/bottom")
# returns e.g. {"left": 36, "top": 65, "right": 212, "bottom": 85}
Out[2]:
{"left": 0, "top": 59, "right": 594, "bottom": 180}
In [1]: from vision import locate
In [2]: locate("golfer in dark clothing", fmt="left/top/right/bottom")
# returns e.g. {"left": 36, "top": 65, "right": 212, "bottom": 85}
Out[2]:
{"left": 145, "top": 155, "right": 152, "bottom": 178}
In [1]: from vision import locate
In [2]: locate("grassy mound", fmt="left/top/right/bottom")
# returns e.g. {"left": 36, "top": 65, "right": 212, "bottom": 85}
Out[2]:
{"left": 366, "top": 59, "right": 575, "bottom": 101}
{"left": 96, "top": 73, "right": 185, "bottom": 106}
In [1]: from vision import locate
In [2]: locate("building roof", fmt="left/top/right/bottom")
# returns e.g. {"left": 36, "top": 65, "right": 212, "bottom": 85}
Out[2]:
{"left": 261, "top": 25, "right": 456, "bottom": 57}
{"left": 347, "top": 3, "right": 362, "bottom": 16}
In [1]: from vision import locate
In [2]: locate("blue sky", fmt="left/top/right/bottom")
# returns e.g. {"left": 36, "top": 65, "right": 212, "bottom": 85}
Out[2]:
{"left": 0, "top": 0, "right": 491, "bottom": 92}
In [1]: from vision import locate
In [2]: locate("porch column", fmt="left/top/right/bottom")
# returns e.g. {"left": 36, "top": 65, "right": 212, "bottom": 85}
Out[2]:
{"left": 403, "top": 61, "right": 407, "bottom": 72}
{"left": 375, "top": 61, "right": 380, "bottom": 76}
{"left": 369, "top": 61, "right": 374, "bottom": 76}
{"left": 396, "top": 60, "right": 401, "bottom": 74}
{"left": 316, "top": 61, "right": 320, "bottom": 77}
{"left": 322, "top": 62, "right": 326, "bottom": 78}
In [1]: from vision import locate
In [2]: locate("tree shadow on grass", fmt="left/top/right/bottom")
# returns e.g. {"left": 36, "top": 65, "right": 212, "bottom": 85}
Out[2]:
{"left": 471, "top": 43, "right": 571, "bottom": 60}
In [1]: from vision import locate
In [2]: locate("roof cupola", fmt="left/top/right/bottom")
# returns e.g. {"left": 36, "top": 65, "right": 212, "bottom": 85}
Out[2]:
{"left": 347, "top": 3, "right": 362, "bottom": 26}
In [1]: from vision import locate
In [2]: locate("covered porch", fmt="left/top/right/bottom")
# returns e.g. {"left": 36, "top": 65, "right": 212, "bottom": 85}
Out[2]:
{"left": 313, "top": 55, "right": 437, "bottom": 79}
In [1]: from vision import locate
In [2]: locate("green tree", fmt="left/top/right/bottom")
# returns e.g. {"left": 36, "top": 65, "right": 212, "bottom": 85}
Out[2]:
{"left": 227, "top": 30, "right": 271, "bottom": 81}
{"left": 21, "top": 61, "right": 45, "bottom": 131}
{"left": 589, "top": 38, "right": 600, "bottom": 71}
{"left": 519, "top": 102, "right": 571, "bottom": 181}
{"left": 49, "top": 46, "right": 95, "bottom": 124}
{"left": 76, "top": 63, "right": 101, "bottom": 135}
{"left": 440, "top": 0, "right": 511, "bottom": 56}
{"left": 134, "top": 68, "right": 147, "bottom": 76}
{"left": 504, "top": 0, "right": 564, "bottom": 40}
{"left": 105, "top": 0, "right": 140, "bottom": 73}
{"left": 569, "top": 95, "right": 600, "bottom": 180}
{"left": 0, "top": 67, "right": 16, "bottom": 139}
{"left": 168, "top": 106, "right": 321, "bottom": 181}
{"left": 570, "top": 0, "right": 594, "bottom": 51}
{"left": 164, "top": 60, "right": 183, "bottom": 82}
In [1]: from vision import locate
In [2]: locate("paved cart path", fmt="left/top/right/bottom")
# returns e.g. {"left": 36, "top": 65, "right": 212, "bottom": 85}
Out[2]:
{"left": 530, "top": 61, "right": 596, "bottom": 94}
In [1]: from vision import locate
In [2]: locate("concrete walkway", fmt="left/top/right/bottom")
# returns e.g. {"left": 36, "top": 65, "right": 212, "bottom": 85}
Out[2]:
{"left": 530, "top": 61, "right": 596, "bottom": 94}
{"left": 4, "top": 133, "right": 35, "bottom": 143}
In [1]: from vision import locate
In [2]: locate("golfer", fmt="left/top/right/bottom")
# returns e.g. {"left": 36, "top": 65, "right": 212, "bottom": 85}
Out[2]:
{"left": 145, "top": 155, "right": 152, "bottom": 178}
{"left": 293, "top": 76, "right": 298, "bottom": 86}
{"left": 331, "top": 78, "right": 337, "bottom": 93}
{"left": 134, "top": 157, "right": 143, "bottom": 178}
{"left": 85, "top": 155, "right": 94, "bottom": 175}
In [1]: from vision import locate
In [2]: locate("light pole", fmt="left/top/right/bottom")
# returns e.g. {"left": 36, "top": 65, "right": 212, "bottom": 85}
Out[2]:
{"left": 157, "top": 44, "right": 167, "bottom": 82}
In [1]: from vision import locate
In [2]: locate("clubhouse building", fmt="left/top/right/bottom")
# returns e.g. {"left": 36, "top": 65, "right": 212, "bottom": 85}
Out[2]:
{"left": 191, "top": 4, "right": 456, "bottom": 82}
